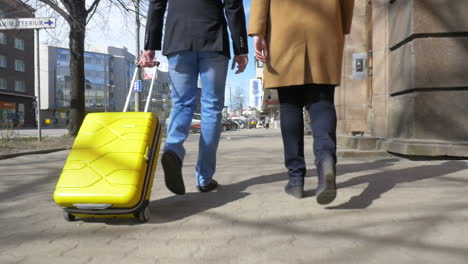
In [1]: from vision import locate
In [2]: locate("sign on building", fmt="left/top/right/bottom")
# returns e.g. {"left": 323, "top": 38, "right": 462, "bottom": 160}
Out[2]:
{"left": 133, "top": 80, "right": 142, "bottom": 92}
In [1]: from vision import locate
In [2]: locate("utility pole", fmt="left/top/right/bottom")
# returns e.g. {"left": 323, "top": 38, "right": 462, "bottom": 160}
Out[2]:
{"left": 35, "top": 28, "right": 42, "bottom": 141}
{"left": 240, "top": 94, "right": 243, "bottom": 116}
{"left": 134, "top": 0, "right": 141, "bottom": 112}
{"left": 229, "top": 85, "right": 232, "bottom": 116}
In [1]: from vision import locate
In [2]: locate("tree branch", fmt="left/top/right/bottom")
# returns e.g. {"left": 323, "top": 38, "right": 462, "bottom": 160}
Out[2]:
{"left": 86, "top": 0, "right": 102, "bottom": 24}
{"left": 111, "top": 0, "right": 148, "bottom": 19}
{"left": 86, "top": 0, "right": 102, "bottom": 16}
{"left": 38, "top": 0, "right": 72, "bottom": 25}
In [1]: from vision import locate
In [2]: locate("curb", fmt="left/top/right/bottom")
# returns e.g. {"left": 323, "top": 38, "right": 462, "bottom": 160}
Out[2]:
{"left": 0, "top": 147, "right": 71, "bottom": 160}
{"left": 337, "top": 149, "right": 392, "bottom": 159}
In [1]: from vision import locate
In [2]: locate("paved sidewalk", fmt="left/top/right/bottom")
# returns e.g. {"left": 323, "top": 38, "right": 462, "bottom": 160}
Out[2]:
{"left": 1, "top": 128, "right": 467, "bottom": 264}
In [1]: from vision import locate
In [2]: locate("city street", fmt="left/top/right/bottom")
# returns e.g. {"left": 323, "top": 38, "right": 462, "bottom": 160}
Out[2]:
{"left": 1, "top": 128, "right": 468, "bottom": 264}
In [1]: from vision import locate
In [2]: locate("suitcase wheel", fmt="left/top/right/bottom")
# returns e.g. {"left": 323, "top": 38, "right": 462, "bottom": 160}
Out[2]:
{"left": 134, "top": 204, "right": 151, "bottom": 223}
{"left": 63, "top": 211, "right": 76, "bottom": 222}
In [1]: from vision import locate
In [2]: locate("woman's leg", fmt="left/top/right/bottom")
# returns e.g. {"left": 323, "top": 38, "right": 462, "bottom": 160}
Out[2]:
{"left": 278, "top": 86, "right": 307, "bottom": 198}
{"left": 304, "top": 84, "right": 337, "bottom": 165}
{"left": 305, "top": 84, "right": 337, "bottom": 204}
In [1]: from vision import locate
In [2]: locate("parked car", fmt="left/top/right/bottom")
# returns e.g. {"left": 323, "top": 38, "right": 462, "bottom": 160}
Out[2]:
{"left": 191, "top": 113, "right": 201, "bottom": 126}
{"left": 233, "top": 119, "right": 246, "bottom": 129}
{"left": 220, "top": 117, "right": 236, "bottom": 131}
{"left": 190, "top": 124, "right": 201, "bottom": 133}
{"left": 191, "top": 113, "right": 202, "bottom": 133}
{"left": 221, "top": 117, "right": 230, "bottom": 132}
{"left": 226, "top": 118, "right": 238, "bottom": 131}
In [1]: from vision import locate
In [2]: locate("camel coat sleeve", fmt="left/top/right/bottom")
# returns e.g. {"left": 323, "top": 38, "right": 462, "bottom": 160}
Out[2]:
{"left": 341, "top": 0, "right": 355, "bottom": 35}
{"left": 247, "top": 0, "right": 270, "bottom": 36}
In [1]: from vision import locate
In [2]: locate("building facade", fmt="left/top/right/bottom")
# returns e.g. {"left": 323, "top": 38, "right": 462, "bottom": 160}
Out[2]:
{"left": 0, "top": 0, "right": 35, "bottom": 127}
{"left": 338, "top": 0, "right": 468, "bottom": 157}
{"left": 39, "top": 45, "right": 171, "bottom": 126}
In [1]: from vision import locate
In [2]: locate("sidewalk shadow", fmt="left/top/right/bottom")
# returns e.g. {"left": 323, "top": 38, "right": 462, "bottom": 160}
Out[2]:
{"left": 326, "top": 161, "right": 468, "bottom": 210}
{"left": 148, "top": 158, "right": 399, "bottom": 223}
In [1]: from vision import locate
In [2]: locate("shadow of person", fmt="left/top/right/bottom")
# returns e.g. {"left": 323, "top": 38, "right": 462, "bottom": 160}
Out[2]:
{"left": 303, "top": 158, "right": 400, "bottom": 197}
{"left": 148, "top": 170, "right": 287, "bottom": 223}
{"left": 148, "top": 158, "right": 400, "bottom": 223}
{"left": 327, "top": 161, "right": 468, "bottom": 210}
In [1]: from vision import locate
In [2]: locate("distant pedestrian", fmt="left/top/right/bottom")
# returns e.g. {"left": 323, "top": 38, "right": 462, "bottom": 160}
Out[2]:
{"left": 249, "top": 0, "right": 355, "bottom": 204}
{"left": 140, "top": 0, "right": 249, "bottom": 194}
{"left": 65, "top": 109, "right": 70, "bottom": 126}
{"left": 264, "top": 116, "right": 270, "bottom": 129}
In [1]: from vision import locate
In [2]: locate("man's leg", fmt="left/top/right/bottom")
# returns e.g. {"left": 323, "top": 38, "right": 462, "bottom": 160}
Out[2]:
{"left": 163, "top": 51, "right": 199, "bottom": 195}
{"left": 305, "top": 84, "right": 337, "bottom": 204}
{"left": 277, "top": 86, "right": 307, "bottom": 198}
{"left": 196, "top": 52, "right": 229, "bottom": 189}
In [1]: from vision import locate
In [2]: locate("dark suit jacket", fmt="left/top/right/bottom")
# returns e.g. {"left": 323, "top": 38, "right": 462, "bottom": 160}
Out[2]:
{"left": 144, "top": 0, "right": 248, "bottom": 58}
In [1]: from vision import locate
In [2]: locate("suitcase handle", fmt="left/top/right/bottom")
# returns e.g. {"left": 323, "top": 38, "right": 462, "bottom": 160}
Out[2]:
{"left": 123, "top": 61, "right": 161, "bottom": 113}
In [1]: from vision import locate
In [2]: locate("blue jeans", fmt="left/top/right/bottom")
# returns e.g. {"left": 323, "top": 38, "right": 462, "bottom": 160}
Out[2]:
{"left": 165, "top": 51, "right": 229, "bottom": 187}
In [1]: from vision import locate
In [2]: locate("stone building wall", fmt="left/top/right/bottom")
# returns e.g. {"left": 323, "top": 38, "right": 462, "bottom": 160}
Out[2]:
{"left": 339, "top": 0, "right": 468, "bottom": 157}
{"left": 385, "top": 0, "right": 468, "bottom": 156}
{"left": 336, "top": 0, "right": 369, "bottom": 135}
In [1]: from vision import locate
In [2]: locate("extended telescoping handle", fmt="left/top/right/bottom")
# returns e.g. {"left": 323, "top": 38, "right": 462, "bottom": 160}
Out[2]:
{"left": 123, "top": 61, "right": 161, "bottom": 113}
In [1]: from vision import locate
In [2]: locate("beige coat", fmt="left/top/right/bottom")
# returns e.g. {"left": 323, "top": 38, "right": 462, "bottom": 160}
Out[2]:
{"left": 248, "top": 0, "right": 355, "bottom": 88}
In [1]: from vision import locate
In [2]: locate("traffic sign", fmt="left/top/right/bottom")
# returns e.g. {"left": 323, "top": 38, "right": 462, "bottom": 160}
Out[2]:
{"left": 133, "top": 80, "right": 142, "bottom": 92}
{"left": 0, "top": 18, "right": 56, "bottom": 30}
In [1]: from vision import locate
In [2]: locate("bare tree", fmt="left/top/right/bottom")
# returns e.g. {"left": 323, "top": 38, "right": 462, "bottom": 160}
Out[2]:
{"left": 231, "top": 86, "right": 245, "bottom": 114}
{"left": 32, "top": 0, "right": 102, "bottom": 136}
{"left": 33, "top": 0, "right": 151, "bottom": 136}
{"left": 5, "top": 0, "right": 152, "bottom": 136}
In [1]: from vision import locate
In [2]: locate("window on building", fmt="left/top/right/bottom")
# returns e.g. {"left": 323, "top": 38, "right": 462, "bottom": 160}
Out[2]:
{"left": 15, "top": 60, "right": 25, "bottom": 72}
{"left": 0, "top": 78, "right": 6, "bottom": 90}
{"left": 0, "top": 9, "right": 4, "bottom": 19}
{"left": 0, "top": 32, "right": 6, "bottom": 45}
{"left": 15, "top": 38, "right": 25, "bottom": 50}
{"left": 14, "top": 80, "right": 25, "bottom": 92}
{"left": 0, "top": 55, "right": 6, "bottom": 68}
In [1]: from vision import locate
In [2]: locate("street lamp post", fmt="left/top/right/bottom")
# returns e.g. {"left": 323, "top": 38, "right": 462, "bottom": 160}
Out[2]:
{"left": 229, "top": 85, "right": 232, "bottom": 116}
{"left": 240, "top": 94, "right": 243, "bottom": 116}
{"left": 134, "top": 0, "right": 141, "bottom": 112}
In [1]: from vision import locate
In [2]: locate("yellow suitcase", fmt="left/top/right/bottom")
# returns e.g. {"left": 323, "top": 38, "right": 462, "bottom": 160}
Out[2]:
{"left": 54, "top": 64, "right": 162, "bottom": 222}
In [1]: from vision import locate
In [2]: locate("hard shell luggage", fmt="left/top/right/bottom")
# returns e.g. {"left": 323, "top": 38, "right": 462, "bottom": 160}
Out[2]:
{"left": 54, "top": 64, "right": 162, "bottom": 222}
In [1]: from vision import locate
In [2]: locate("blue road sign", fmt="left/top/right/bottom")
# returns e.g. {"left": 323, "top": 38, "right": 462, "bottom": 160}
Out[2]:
{"left": 133, "top": 80, "right": 142, "bottom": 92}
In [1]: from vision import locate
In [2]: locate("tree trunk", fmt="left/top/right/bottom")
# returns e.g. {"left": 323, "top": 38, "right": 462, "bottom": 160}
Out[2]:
{"left": 67, "top": 19, "right": 86, "bottom": 136}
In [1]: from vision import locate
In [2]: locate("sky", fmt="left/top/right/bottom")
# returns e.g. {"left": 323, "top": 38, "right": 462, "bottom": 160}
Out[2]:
{"left": 38, "top": 0, "right": 255, "bottom": 109}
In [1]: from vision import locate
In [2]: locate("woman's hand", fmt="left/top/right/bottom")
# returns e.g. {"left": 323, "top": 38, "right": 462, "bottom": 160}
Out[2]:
{"left": 254, "top": 35, "right": 269, "bottom": 63}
